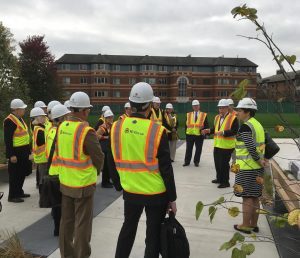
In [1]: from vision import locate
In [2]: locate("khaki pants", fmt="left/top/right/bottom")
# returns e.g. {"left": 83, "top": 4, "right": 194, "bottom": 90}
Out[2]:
{"left": 59, "top": 193, "right": 94, "bottom": 258}
{"left": 169, "top": 140, "right": 177, "bottom": 161}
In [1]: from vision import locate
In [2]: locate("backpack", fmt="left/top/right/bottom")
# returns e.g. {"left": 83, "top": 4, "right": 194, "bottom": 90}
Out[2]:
{"left": 160, "top": 212, "right": 190, "bottom": 258}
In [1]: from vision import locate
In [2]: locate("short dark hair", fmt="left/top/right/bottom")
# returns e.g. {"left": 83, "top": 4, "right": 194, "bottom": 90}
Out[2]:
{"left": 241, "top": 108, "right": 256, "bottom": 117}
{"left": 129, "top": 101, "right": 150, "bottom": 112}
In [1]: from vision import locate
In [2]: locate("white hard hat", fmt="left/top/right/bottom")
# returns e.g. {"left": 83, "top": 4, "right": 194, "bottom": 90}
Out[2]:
{"left": 129, "top": 82, "right": 154, "bottom": 103}
{"left": 10, "top": 99, "right": 27, "bottom": 109}
{"left": 30, "top": 107, "right": 47, "bottom": 118}
{"left": 51, "top": 104, "right": 71, "bottom": 119}
{"left": 236, "top": 97, "right": 258, "bottom": 110}
{"left": 217, "top": 99, "right": 229, "bottom": 107}
{"left": 47, "top": 100, "right": 61, "bottom": 113}
{"left": 153, "top": 97, "right": 161, "bottom": 104}
{"left": 166, "top": 103, "right": 173, "bottom": 109}
{"left": 227, "top": 99, "right": 234, "bottom": 105}
{"left": 192, "top": 100, "right": 200, "bottom": 106}
{"left": 104, "top": 109, "right": 114, "bottom": 118}
{"left": 124, "top": 102, "right": 131, "bottom": 108}
{"left": 102, "top": 105, "right": 110, "bottom": 112}
{"left": 64, "top": 100, "right": 71, "bottom": 108}
{"left": 69, "top": 91, "right": 93, "bottom": 108}
{"left": 34, "top": 101, "right": 47, "bottom": 108}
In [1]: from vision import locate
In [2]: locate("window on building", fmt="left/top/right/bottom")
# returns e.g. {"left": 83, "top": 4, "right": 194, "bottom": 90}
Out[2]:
{"left": 217, "top": 91, "right": 228, "bottom": 97}
{"left": 142, "top": 65, "right": 156, "bottom": 71}
{"left": 191, "top": 91, "right": 197, "bottom": 97}
{"left": 218, "top": 78, "right": 230, "bottom": 85}
{"left": 143, "top": 78, "right": 156, "bottom": 84}
{"left": 112, "top": 65, "right": 120, "bottom": 71}
{"left": 158, "top": 78, "right": 168, "bottom": 84}
{"left": 113, "top": 78, "right": 120, "bottom": 85}
{"left": 95, "top": 91, "right": 108, "bottom": 97}
{"left": 61, "top": 64, "right": 70, "bottom": 70}
{"left": 158, "top": 91, "right": 167, "bottom": 97}
{"left": 223, "top": 66, "right": 231, "bottom": 72}
{"left": 178, "top": 77, "right": 188, "bottom": 97}
{"left": 233, "top": 79, "right": 238, "bottom": 85}
{"left": 158, "top": 65, "right": 168, "bottom": 72}
{"left": 62, "top": 77, "right": 70, "bottom": 84}
{"left": 192, "top": 79, "right": 197, "bottom": 85}
{"left": 203, "top": 78, "right": 211, "bottom": 85}
{"left": 234, "top": 67, "right": 239, "bottom": 72}
{"left": 113, "top": 91, "right": 121, "bottom": 97}
{"left": 130, "top": 65, "right": 136, "bottom": 71}
{"left": 129, "top": 78, "right": 136, "bottom": 85}
{"left": 80, "top": 77, "right": 87, "bottom": 84}
{"left": 203, "top": 91, "right": 211, "bottom": 97}
{"left": 79, "top": 64, "right": 88, "bottom": 70}
{"left": 94, "top": 77, "right": 108, "bottom": 84}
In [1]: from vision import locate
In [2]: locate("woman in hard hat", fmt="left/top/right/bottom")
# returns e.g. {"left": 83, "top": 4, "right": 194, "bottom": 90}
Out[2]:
{"left": 4, "top": 99, "right": 32, "bottom": 203}
{"left": 96, "top": 109, "right": 114, "bottom": 188}
{"left": 94, "top": 105, "right": 111, "bottom": 131}
{"left": 30, "top": 107, "right": 48, "bottom": 191}
{"left": 119, "top": 102, "right": 132, "bottom": 119}
{"left": 233, "top": 98, "right": 267, "bottom": 234}
{"left": 163, "top": 103, "right": 179, "bottom": 162}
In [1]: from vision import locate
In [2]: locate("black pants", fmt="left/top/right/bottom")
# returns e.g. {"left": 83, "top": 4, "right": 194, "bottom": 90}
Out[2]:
{"left": 184, "top": 135, "right": 204, "bottom": 165}
{"left": 102, "top": 153, "right": 111, "bottom": 185}
{"left": 213, "top": 147, "right": 234, "bottom": 184}
{"left": 52, "top": 205, "right": 61, "bottom": 232}
{"left": 115, "top": 201, "right": 167, "bottom": 258}
{"left": 8, "top": 161, "right": 26, "bottom": 199}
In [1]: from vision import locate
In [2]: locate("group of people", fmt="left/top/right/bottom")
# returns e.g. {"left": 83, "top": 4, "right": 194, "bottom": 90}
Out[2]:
{"left": 3, "top": 80, "right": 267, "bottom": 257}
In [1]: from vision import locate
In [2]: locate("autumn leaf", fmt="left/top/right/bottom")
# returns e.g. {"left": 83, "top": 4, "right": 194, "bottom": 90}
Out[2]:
{"left": 231, "top": 164, "right": 240, "bottom": 174}
{"left": 228, "top": 207, "right": 240, "bottom": 217}
{"left": 233, "top": 184, "right": 244, "bottom": 193}
{"left": 256, "top": 176, "right": 264, "bottom": 185}
{"left": 287, "top": 209, "right": 300, "bottom": 226}
{"left": 275, "top": 125, "right": 285, "bottom": 132}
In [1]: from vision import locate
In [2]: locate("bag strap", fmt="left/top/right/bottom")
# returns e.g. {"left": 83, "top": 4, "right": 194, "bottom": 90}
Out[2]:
{"left": 47, "top": 131, "right": 57, "bottom": 170}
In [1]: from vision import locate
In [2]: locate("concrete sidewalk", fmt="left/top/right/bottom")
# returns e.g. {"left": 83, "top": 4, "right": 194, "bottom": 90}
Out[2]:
{"left": 0, "top": 140, "right": 279, "bottom": 258}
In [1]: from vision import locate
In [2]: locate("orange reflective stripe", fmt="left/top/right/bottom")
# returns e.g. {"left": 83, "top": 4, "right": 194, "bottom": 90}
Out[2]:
{"left": 14, "top": 131, "right": 28, "bottom": 137}
{"left": 34, "top": 146, "right": 45, "bottom": 155}
{"left": 115, "top": 162, "right": 159, "bottom": 172}
{"left": 186, "top": 112, "right": 206, "bottom": 128}
{"left": 56, "top": 158, "right": 94, "bottom": 169}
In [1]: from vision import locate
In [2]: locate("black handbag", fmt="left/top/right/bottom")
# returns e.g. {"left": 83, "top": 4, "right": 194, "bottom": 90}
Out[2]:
{"left": 264, "top": 131, "right": 280, "bottom": 159}
{"left": 39, "top": 133, "right": 61, "bottom": 208}
{"left": 160, "top": 212, "right": 190, "bottom": 258}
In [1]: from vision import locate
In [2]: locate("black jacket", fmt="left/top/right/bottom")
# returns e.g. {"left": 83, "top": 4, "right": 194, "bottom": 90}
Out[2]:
{"left": 108, "top": 113, "right": 177, "bottom": 205}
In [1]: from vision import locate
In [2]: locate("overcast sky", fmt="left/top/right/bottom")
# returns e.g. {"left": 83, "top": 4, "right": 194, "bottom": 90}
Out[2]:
{"left": 1, "top": 0, "right": 299, "bottom": 77}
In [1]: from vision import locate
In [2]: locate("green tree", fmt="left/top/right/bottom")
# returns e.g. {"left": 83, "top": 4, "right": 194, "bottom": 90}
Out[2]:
{"left": 19, "top": 35, "right": 62, "bottom": 104}
{"left": 0, "top": 22, "right": 30, "bottom": 120}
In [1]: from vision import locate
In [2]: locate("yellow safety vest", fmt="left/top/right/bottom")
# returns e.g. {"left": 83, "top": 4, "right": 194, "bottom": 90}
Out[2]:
{"left": 111, "top": 117, "right": 166, "bottom": 195}
{"left": 56, "top": 121, "right": 97, "bottom": 188}
{"left": 45, "top": 126, "right": 59, "bottom": 176}
{"left": 186, "top": 111, "right": 207, "bottom": 136}
{"left": 32, "top": 125, "right": 47, "bottom": 164}
{"left": 4, "top": 114, "right": 30, "bottom": 147}
{"left": 44, "top": 117, "right": 52, "bottom": 140}
{"left": 213, "top": 114, "right": 236, "bottom": 149}
{"left": 150, "top": 108, "right": 163, "bottom": 124}
{"left": 236, "top": 117, "right": 265, "bottom": 170}
{"left": 164, "top": 113, "right": 177, "bottom": 133}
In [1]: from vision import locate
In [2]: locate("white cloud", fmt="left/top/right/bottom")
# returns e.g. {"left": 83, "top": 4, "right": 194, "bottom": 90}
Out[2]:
{"left": 1, "top": 0, "right": 300, "bottom": 77}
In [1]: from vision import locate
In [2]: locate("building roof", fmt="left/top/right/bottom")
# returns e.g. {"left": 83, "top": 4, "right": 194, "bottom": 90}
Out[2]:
{"left": 261, "top": 70, "right": 300, "bottom": 83}
{"left": 56, "top": 54, "right": 258, "bottom": 67}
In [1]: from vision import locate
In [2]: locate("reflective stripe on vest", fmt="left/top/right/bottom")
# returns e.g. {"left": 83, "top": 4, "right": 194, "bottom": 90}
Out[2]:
{"left": 119, "top": 113, "right": 129, "bottom": 120}
{"left": 164, "top": 113, "right": 177, "bottom": 133}
{"left": 5, "top": 114, "right": 30, "bottom": 147}
{"left": 236, "top": 117, "right": 265, "bottom": 170}
{"left": 213, "top": 114, "right": 236, "bottom": 149}
{"left": 111, "top": 117, "right": 166, "bottom": 195}
{"left": 186, "top": 112, "right": 207, "bottom": 135}
{"left": 44, "top": 118, "right": 52, "bottom": 141}
{"left": 57, "top": 121, "right": 97, "bottom": 188}
{"left": 45, "top": 126, "right": 59, "bottom": 175}
{"left": 32, "top": 126, "right": 47, "bottom": 164}
{"left": 150, "top": 108, "right": 163, "bottom": 124}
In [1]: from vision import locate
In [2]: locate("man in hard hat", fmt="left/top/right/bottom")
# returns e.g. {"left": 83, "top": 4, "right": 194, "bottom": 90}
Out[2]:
{"left": 183, "top": 99, "right": 209, "bottom": 167}
{"left": 30, "top": 107, "right": 48, "bottom": 191}
{"left": 119, "top": 102, "right": 132, "bottom": 120}
{"left": 202, "top": 99, "right": 238, "bottom": 188}
{"left": 45, "top": 104, "right": 71, "bottom": 237}
{"left": 147, "top": 96, "right": 165, "bottom": 124}
{"left": 227, "top": 99, "right": 237, "bottom": 116}
{"left": 4, "top": 99, "right": 32, "bottom": 203}
{"left": 45, "top": 100, "right": 61, "bottom": 139}
{"left": 163, "top": 103, "right": 179, "bottom": 162}
{"left": 108, "top": 82, "right": 177, "bottom": 258}
{"left": 96, "top": 109, "right": 114, "bottom": 188}
{"left": 57, "top": 92, "right": 104, "bottom": 258}
{"left": 94, "top": 105, "right": 110, "bottom": 131}
{"left": 34, "top": 101, "right": 47, "bottom": 113}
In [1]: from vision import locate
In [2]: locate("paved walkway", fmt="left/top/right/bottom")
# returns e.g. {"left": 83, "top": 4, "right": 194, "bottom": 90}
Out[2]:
{"left": 0, "top": 140, "right": 279, "bottom": 258}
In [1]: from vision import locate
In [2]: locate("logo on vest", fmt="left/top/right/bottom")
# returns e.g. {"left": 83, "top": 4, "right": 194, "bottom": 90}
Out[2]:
{"left": 124, "top": 127, "right": 144, "bottom": 136}
{"left": 60, "top": 130, "right": 72, "bottom": 136}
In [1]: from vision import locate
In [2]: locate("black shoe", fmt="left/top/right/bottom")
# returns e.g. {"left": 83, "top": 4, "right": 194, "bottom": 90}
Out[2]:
{"left": 218, "top": 183, "right": 230, "bottom": 188}
{"left": 252, "top": 226, "right": 259, "bottom": 233}
{"left": 171, "top": 160, "right": 174, "bottom": 163}
{"left": 20, "top": 193, "right": 30, "bottom": 198}
{"left": 211, "top": 179, "right": 220, "bottom": 184}
{"left": 234, "top": 224, "right": 251, "bottom": 234}
{"left": 182, "top": 163, "right": 189, "bottom": 167}
{"left": 101, "top": 183, "right": 113, "bottom": 188}
{"left": 8, "top": 198, "right": 24, "bottom": 203}
{"left": 194, "top": 163, "right": 199, "bottom": 167}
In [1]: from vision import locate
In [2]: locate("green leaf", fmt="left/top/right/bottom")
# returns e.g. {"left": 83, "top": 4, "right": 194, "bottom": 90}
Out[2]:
{"left": 273, "top": 216, "right": 288, "bottom": 228}
{"left": 195, "top": 201, "right": 204, "bottom": 220}
{"left": 220, "top": 240, "right": 236, "bottom": 251}
{"left": 232, "top": 232, "right": 245, "bottom": 243}
{"left": 213, "top": 196, "right": 225, "bottom": 205}
{"left": 208, "top": 206, "right": 217, "bottom": 223}
{"left": 287, "top": 55, "right": 297, "bottom": 65}
{"left": 228, "top": 207, "right": 240, "bottom": 217}
{"left": 232, "top": 247, "right": 247, "bottom": 258}
{"left": 230, "top": 79, "right": 249, "bottom": 100}
{"left": 241, "top": 243, "right": 255, "bottom": 255}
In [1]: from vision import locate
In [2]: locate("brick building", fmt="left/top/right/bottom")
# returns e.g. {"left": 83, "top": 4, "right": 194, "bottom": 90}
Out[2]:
{"left": 56, "top": 54, "right": 258, "bottom": 106}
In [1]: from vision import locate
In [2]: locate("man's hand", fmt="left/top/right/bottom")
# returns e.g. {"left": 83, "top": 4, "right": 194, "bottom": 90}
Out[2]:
{"left": 10, "top": 156, "right": 17, "bottom": 163}
{"left": 168, "top": 201, "right": 177, "bottom": 215}
{"left": 214, "top": 131, "right": 223, "bottom": 136}
{"left": 201, "top": 129, "right": 210, "bottom": 135}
